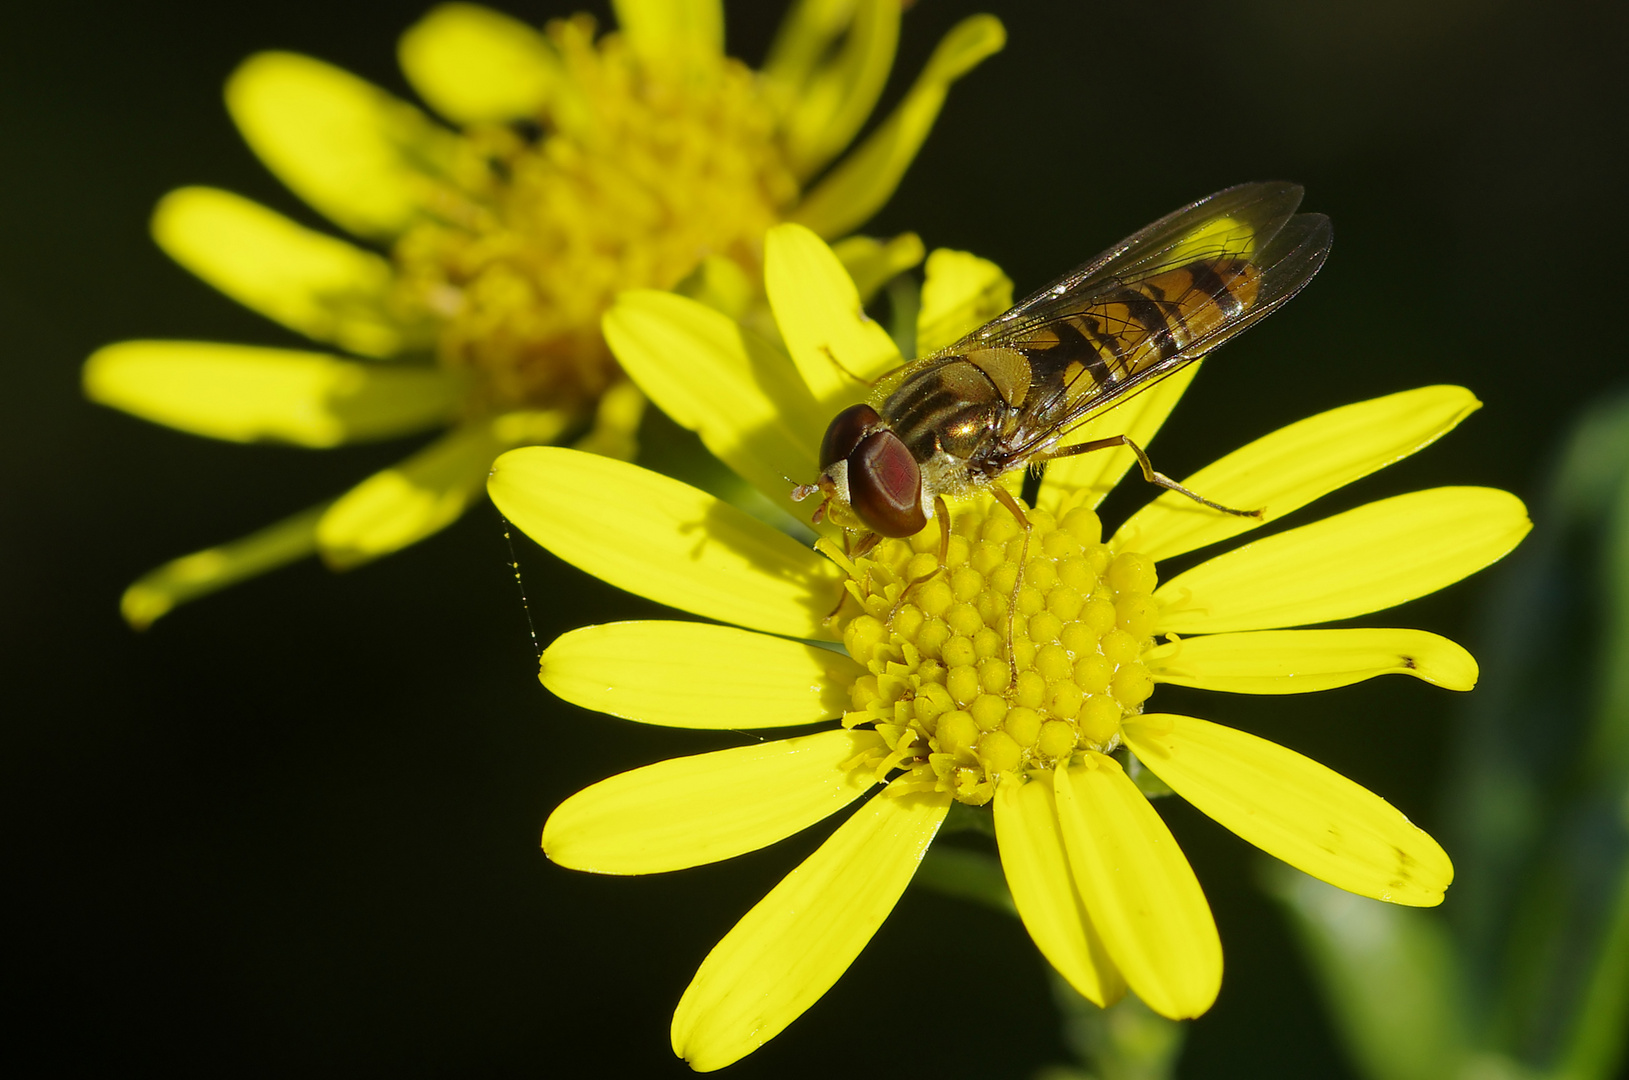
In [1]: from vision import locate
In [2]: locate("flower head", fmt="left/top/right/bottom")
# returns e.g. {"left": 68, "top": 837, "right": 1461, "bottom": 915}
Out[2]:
{"left": 488, "top": 224, "right": 1531, "bottom": 1069}
{"left": 85, "top": 0, "right": 1003, "bottom": 626}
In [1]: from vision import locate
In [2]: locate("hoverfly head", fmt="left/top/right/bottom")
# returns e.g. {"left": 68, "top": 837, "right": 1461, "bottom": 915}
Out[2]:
{"left": 794, "top": 403, "right": 927, "bottom": 538}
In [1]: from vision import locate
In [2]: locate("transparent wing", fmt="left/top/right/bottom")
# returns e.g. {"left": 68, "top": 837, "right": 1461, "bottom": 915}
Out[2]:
{"left": 985, "top": 187, "right": 1332, "bottom": 464}
{"left": 966, "top": 181, "right": 1313, "bottom": 348}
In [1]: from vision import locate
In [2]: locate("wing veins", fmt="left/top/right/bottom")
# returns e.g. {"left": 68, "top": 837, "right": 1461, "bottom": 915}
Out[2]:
{"left": 992, "top": 211, "right": 1333, "bottom": 466}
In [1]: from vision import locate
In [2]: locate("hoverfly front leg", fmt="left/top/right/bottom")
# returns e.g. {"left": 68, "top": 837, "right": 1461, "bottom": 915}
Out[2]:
{"left": 813, "top": 529, "right": 881, "bottom": 623}
{"left": 818, "top": 345, "right": 889, "bottom": 389}
{"left": 990, "top": 484, "right": 1033, "bottom": 683}
{"left": 887, "top": 496, "right": 953, "bottom": 620}
{"left": 833, "top": 530, "right": 883, "bottom": 618}
{"left": 1046, "top": 434, "right": 1263, "bottom": 518}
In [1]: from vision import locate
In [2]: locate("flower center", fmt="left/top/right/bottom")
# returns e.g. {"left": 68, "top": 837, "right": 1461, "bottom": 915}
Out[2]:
{"left": 393, "top": 15, "right": 800, "bottom": 415}
{"left": 830, "top": 490, "right": 1159, "bottom": 806}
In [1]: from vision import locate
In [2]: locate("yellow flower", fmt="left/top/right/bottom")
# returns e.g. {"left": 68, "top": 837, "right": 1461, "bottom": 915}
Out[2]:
{"left": 487, "top": 224, "right": 1531, "bottom": 1070}
{"left": 84, "top": 0, "right": 1004, "bottom": 627}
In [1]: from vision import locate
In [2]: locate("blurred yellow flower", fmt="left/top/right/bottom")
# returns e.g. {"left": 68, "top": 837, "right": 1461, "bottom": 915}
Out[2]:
{"left": 488, "top": 224, "right": 1531, "bottom": 1070}
{"left": 86, "top": 0, "right": 1004, "bottom": 626}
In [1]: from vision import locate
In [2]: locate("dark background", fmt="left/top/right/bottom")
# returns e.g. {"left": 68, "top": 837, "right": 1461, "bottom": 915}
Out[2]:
{"left": 5, "top": 1, "right": 1626, "bottom": 1075}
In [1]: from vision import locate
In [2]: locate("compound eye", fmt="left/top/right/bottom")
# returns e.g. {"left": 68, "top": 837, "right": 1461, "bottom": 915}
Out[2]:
{"left": 850, "top": 430, "right": 927, "bottom": 537}
{"left": 819, "top": 404, "right": 882, "bottom": 470}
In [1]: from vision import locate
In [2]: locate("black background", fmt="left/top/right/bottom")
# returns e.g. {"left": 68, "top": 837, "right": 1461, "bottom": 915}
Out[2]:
{"left": 6, "top": 1, "right": 1627, "bottom": 1076}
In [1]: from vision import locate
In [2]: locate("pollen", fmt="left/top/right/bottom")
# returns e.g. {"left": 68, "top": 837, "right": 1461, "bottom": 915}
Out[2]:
{"left": 392, "top": 14, "right": 799, "bottom": 415}
{"left": 834, "top": 491, "right": 1160, "bottom": 806}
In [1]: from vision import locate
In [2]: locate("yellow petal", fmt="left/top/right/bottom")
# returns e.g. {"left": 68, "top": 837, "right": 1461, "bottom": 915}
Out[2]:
{"left": 488, "top": 447, "right": 842, "bottom": 640}
{"left": 568, "top": 377, "right": 646, "bottom": 461}
{"left": 398, "top": 3, "right": 558, "bottom": 124}
{"left": 544, "top": 729, "right": 881, "bottom": 874}
{"left": 830, "top": 232, "right": 926, "bottom": 304}
{"left": 603, "top": 290, "right": 823, "bottom": 509}
{"left": 1146, "top": 628, "right": 1479, "bottom": 694}
{"left": 994, "top": 777, "right": 1126, "bottom": 1007}
{"left": 1054, "top": 754, "right": 1221, "bottom": 1019}
{"left": 765, "top": 223, "right": 901, "bottom": 411}
{"left": 227, "top": 52, "right": 454, "bottom": 239}
{"left": 83, "top": 341, "right": 462, "bottom": 446}
{"left": 674, "top": 254, "right": 757, "bottom": 320}
{"left": 120, "top": 504, "right": 327, "bottom": 629}
{"left": 761, "top": 0, "right": 845, "bottom": 93}
{"left": 791, "top": 14, "right": 1005, "bottom": 239}
{"left": 1114, "top": 386, "right": 1483, "bottom": 562}
{"left": 774, "top": 0, "right": 899, "bottom": 179}
{"left": 152, "top": 187, "right": 416, "bottom": 359}
{"left": 1157, "top": 487, "right": 1532, "bottom": 634}
{"left": 541, "top": 621, "right": 861, "bottom": 728}
{"left": 1038, "top": 363, "right": 1202, "bottom": 513}
{"left": 318, "top": 411, "right": 569, "bottom": 567}
{"left": 1123, "top": 714, "right": 1454, "bottom": 906}
{"left": 672, "top": 784, "right": 950, "bottom": 1071}
{"left": 612, "top": 0, "right": 722, "bottom": 67}
{"left": 915, "top": 248, "right": 1014, "bottom": 355}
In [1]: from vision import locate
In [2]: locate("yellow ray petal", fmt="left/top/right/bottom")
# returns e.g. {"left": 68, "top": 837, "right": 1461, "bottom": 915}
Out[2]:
{"left": 318, "top": 411, "right": 569, "bottom": 568}
{"left": 765, "top": 223, "right": 901, "bottom": 410}
{"left": 1113, "top": 386, "right": 1483, "bottom": 562}
{"left": 1156, "top": 487, "right": 1532, "bottom": 634}
{"left": 544, "top": 729, "right": 882, "bottom": 874}
{"left": 488, "top": 447, "right": 842, "bottom": 640}
{"left": 791, "top": 14, "right": 1005, "bottom": 239}
{"left": 152, "top": 187, "right": 415, "bottom": 359}
{"left": 674, "top": 254, "right": 756, "bottom": 321}
{"left": 398, "top": 2, "right": 559, "bottom": 124}
{"left": 612, "top": 0, "right": 723, "bottom": 68}
{"left": 227, "top": 52, "right": 455, "bottom": 239}
{"left": 1038, "top": 363, "right": 1202, "bottom": 514}
{"left": 541, "top": 621, "right": 862, "bottom": 728}
{"left": 761, "top": 0, "right": 844, "bottom": 93}
{"left": 830, "top": 232, "right": 926, "bottom": 304}
{"left": 603, "top": 290, "right": 823, "bottom": 508}
{"left": 672, "top": 784, "right": 950, "bottom": 1071}
{"left": 994, "top": 777, "right": 1126, "bottom": 1007}
{"left": 120, "top": 503, "right": 327, "bottom": 629}
{"left": 1146, "top": 628, "right": 1479, "bottom": 694}
{"left": 915, "top": 248, "right": 1014, "bottom": 355}
{"left": 1123, "top": 714, "right": 1453, "bottom": 906}
{"left": 83, "top": 341, "right": 462, "bottom": 446}
{"left": 1054, "top": 754, "right": 1221, "bottom": 1019}
{"left": 567, "top": 377, "right": 646, "bottom": 462}
{"left": 773, "top": 0, "right": 899, "bottom": 179}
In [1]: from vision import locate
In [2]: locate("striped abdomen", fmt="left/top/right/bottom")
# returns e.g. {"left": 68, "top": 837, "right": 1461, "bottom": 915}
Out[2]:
{"left": 1027, "top": 257, "right": 1262, "bottom": 404}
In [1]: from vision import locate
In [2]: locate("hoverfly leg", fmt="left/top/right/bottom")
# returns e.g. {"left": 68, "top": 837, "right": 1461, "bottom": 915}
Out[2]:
{"left": 824, "top": 590, "right": 848, "bottom": 620}
{"left": 817, "top": 345, "right": 887, "bottom": 388}
{"left": 889, "top": 498, "right": 953, "bottom": 620}
{"left": 822, "top": 530, "right": 882, "bottom": 621}
{"left": 1047, "top": 435, "right": 1263, "bottom": 518}
{"left": 990, "top": 485, "right": 1034, "bottom": 684}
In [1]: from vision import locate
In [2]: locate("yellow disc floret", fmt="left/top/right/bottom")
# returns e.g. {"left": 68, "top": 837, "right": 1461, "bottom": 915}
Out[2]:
{"left": 393, "top": 15, "right": 798, "bottom": 415}
{"left": 832, "top": 490, "right": 1161, "bottom": 806}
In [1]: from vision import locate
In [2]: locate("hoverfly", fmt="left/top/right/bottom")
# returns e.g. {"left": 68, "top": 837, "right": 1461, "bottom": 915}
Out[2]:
{"left": 791, "top": 181, "right": 1333, "bottom": 543}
